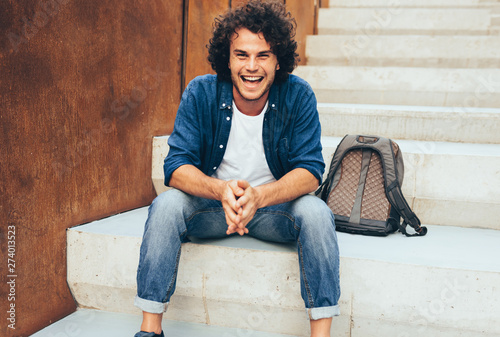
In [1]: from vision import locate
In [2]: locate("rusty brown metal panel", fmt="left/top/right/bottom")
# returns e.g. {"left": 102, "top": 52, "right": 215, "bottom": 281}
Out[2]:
{"left": 286, "top": 0, "right": 316, "bottom": 65}
{"left": 184, "top": 0, "right": 230, "bottom": 88}
{"left": 0, "top": 0, "right": 183, "bottom": 335}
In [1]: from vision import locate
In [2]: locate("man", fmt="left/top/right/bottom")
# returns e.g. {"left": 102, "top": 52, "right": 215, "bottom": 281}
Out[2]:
{"left": 134, "top": 1, "right": 340, "bottom": 336}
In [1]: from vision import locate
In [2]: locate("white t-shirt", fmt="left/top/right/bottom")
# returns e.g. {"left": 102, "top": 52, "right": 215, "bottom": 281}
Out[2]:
{"left": 213, "top": 102, "right": 276, "bottom": 187}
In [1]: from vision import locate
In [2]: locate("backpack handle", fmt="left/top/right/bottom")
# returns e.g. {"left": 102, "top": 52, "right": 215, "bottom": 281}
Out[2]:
{"left": 357, "top": 135, "right": 379, "bottom": 144}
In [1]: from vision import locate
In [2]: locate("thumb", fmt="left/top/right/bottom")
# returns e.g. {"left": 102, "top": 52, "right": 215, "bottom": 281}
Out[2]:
{"left": 237, "top": 180, "right": 250, "bottom": 189}
{"left": 228, "top": 180, "right": 245, "bottom": 198}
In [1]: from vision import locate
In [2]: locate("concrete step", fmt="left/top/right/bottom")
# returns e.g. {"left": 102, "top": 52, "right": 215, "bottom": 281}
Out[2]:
{"left": 306, "top": 35, "right": 500, "bottom": 68}
{"left": 328, "top": 0, "right": 500, "bottom": 8}
{"left": 31, "top": 309, "right": 292, "bottom": 337}
{"left": 66, "top": 208, "right": 500, "bottom": 336}
{"left": 152, "top": 136, "right": 500, "bottom": 230}
{"left": 292, "top": 65, "right": 500, "bottom": 107}
{"left": 317, "top": 8, "right": 499, "bottom": 35}
{"left": 317, "top": 103, "right": 500, "bottom": 144}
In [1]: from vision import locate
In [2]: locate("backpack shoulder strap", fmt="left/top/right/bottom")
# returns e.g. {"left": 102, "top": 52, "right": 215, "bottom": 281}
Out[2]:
{"left": 365, "top": 136, "right": 427, "bottom": 237}
{"left": 386, "top": 181, "right": 428, "bottom": 237}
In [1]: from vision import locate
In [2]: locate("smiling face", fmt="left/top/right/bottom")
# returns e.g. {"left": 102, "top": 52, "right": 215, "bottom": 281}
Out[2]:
{"left": 229, "top": 28, "right": 280, "bottom": 116}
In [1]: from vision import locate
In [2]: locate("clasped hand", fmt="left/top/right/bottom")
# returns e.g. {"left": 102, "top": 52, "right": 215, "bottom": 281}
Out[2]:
{"left": 221, "top": 180, "right": 261, "bottom": 236}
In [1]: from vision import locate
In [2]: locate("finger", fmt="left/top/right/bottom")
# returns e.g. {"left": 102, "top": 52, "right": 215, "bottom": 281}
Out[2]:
{"left": 235, "top": 181, "right": 250, "bottom": 199}
{"left": 237, "top": 219, "right": 250, "bottom": 231}
{"left": 237, "top": 180, "right": 250, "bottom": 189}
{"left": 228, "top": 180, "right": 245, "bottom": 197}
{"left": 224, "top": 208, "right": 241, "bottom": 229}
{"left": 222, "top": 187, "right": 241, "bottom": 215}
{"left": 235, "top": 194, "right": 248, "bottom": 209}
{"left": 234, "top": 224, "right": 249, "bottom": 236}
{"left": 236, "top": 199, "right": 257, "bottom": 217}
{"left": 226, "top": 223, "right": 237, "bottom": 235}
{"left": 226, "top": 217, "right": 245, "bottom": 234}
{"left": 223, "top": 192, "right": 240, "bottom": 213}
{"left": 223, "top": 206, "right": 238, "bottom": 223}
{"left": 241, "top": 206, "right": 255, "bottom": 220}
{"left": 238, "top": 206, "right": 256, "bottom": 231}
{"left": 227, "top": 223, "right": 245, "bottom": 236}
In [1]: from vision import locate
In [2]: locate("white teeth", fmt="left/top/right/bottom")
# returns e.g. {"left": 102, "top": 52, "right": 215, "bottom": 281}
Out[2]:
{"left": 243, "top": 76, "right": 262, "bottom": 81}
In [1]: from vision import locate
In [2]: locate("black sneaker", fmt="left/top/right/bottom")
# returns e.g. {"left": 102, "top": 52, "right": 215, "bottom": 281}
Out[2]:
{"left": 134, "top": 331, "right": 164, "bottom": 337}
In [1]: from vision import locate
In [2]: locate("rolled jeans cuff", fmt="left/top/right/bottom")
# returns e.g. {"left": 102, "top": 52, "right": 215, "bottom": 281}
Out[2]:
{"left": 134, "top": 295, "right": 168, "bottom": 314}
{"left": 307, "top": 305, "right": 340, "bottom": 320}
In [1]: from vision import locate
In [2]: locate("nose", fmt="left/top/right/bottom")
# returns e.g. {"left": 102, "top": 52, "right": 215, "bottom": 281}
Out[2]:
{"left": 245, "top": 56, "right": 258, "bottom": 72}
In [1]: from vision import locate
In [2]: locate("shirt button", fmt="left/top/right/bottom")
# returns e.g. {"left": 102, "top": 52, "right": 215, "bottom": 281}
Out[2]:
{"left": 222, "top": 103, "right": 226, "bottom": 107}
{"left": 271, "top": 104, "right": 275, "bottom": 108}
{"left": 228, "top": 106, "right": 231, "bottom": 109}
{"left": 219, "top": 144, "right": 224, "bottom": 148}
{"left": 226, "top": 116, "right": 230, "bottom": 121}
{"left": 213, "top": 166, "right": 217, "bottom": 170}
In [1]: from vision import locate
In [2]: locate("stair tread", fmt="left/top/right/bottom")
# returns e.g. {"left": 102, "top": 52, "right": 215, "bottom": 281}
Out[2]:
{"left": 317, "top": 7, "right": 497, "bottom": 35}
{"left": 317, "top": 102, "right": 500, "bottom": 114}
{"left": 294, "top": 65, "right": 500, "bottom": 84}
{"left": 71, "top": 206, "right": 500, "bottom": 273}
{"left": 317, "top": 106, "right": 500, "bottom": 143}
{"left": 31, "top": 309, "right": 293, "bottom": 337}
{"left": 328, "top": 0, "right": 500, "bottom": 8}
{"left": 293, "top": 65, "right": 500, "bottom": 93}
{"left": 306, "top": 35, "right": 500, "bottom": 61}
{"left": 154, "top": 134, "right": 500, "bottom": 156}
{"left": 292, "top": 65, "right": 500, "bottom": 107}
{"left": 321, "top": 136, "right": 500, "bottom": 156}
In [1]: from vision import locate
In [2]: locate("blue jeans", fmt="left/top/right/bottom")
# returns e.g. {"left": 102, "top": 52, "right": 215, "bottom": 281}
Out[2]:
{"left": 135, "top": 189, "right": 340, "bottom": 320}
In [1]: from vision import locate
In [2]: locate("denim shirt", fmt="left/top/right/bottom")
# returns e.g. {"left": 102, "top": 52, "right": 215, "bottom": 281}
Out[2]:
{"left": 163, "top": 74, "right": 325, "bottom": 186}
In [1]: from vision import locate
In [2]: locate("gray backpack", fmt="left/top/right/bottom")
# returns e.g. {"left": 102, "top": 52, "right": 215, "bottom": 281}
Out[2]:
{"left": 317, "top": 135, "right": 427, "bottom": 237}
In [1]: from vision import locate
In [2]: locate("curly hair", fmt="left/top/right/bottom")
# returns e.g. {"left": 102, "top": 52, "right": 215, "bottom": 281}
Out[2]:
{"left": 207, "top": 0, "right": 299, "bottom": 84}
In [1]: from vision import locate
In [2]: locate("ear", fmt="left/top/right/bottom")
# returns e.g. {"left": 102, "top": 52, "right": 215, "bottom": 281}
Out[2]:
{"left": 276, "top": 63, "right": 280, "bottom": 70}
